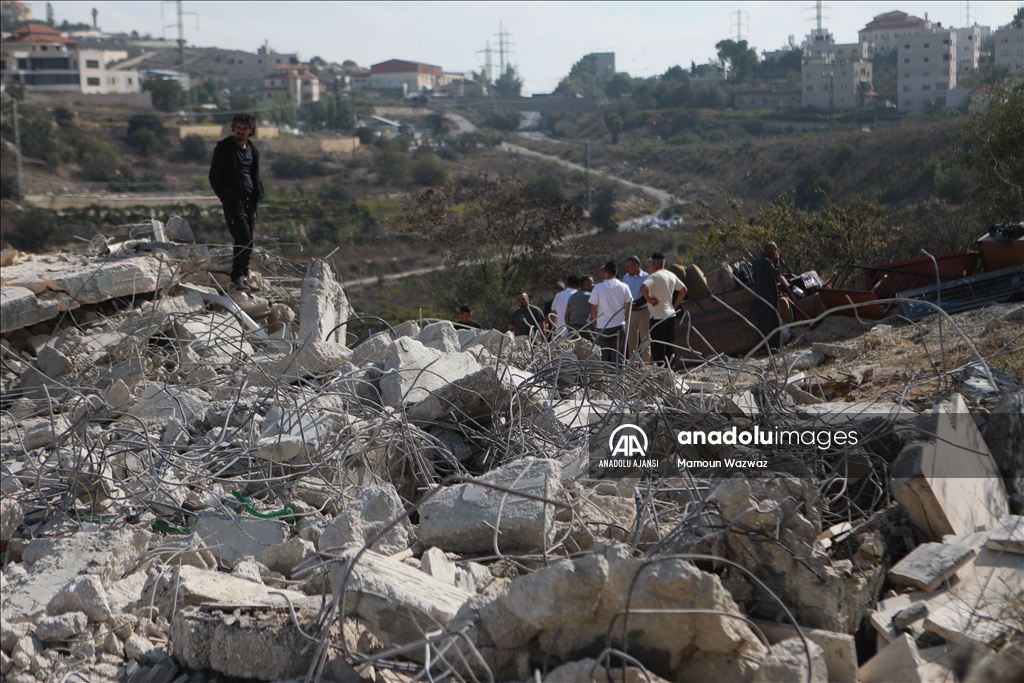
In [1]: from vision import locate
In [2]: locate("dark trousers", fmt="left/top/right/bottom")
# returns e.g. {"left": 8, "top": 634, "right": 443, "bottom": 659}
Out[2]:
{"left": 223, "top": 197, "right": 256, "bottom": 279}
{"left": 756, "top": 301, "right": 782, "bottom": 349}
{"left": 597, "top": 325, "right": 625, "bottom": 364}
{"left": 650, "top": 314, "right": 677, "bottom": 367}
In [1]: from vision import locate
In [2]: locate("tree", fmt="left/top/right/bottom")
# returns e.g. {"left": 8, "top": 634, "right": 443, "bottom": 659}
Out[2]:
{"left": 555, "top": 54, "right": 612, "bottom": 97}
{"left": 408, "top": 173, "right": 586, "bottom": 327}
{"left": 590, "top": 184, "right": 617, "bottom": 231}
{"left": 604, "top": 112, "right": 623, "bottom": 144}
{"left": 128, "top": 128, "right": 160, "bottom": 156}
{"left": 371, "top": 145, "right": 411, "bottom": 186}
{"left": 663, "top": 65, "right": 687, "bottom": 82}
{"left": 604, "top": 72, "right": 633, "bottom": 98}
{"left": 715, "top": 39, "right": 759, "bottom": 82}
{"left": 484, "top": 108, "right": 522, "bottom": 132}
{"left": 181, "top": 135, "right": 206, "bottom": 162}
{"left": 1013, "top": 5, "right": 1023, "bottom": 28}
{"left": 494, "top": 64, "right": 523, "bottom": 97}
{"left": 966, "top": 80, "right": 1024, "bottom": 221}
{"left": 410, "top": 152, "right": 450, "bottom": 186}
{"left": 143, "top": 77, "right": 183, "bottom": 112}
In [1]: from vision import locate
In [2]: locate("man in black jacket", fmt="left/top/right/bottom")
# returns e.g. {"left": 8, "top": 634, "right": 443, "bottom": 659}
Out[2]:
{"left": 209, "top": 113, "right": 264, "bottom": 291}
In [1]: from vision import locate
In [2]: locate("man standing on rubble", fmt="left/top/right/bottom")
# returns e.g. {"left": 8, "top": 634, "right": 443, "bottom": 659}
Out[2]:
{"left": 566, "top": 275, "right": 594, "bottom": 338}
{"left": 590, "top": 262, "right": 634, "bottom": 364}
{"left": 642, "top": 253, "right": 687, "bottom": 367}
{"left": 752, "top": 242, "right": 794, "bottom": 349}
{"left": 508, "top": 292, "right": 547, "bottom": 338}
{"left": 622, "top": 256, "right": 651, "bottom": 362}
{"left": 209, "top": 113, "right": 264, "bottom": 292}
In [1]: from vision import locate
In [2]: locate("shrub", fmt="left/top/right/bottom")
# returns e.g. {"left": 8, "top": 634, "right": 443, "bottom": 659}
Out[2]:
{"left": 371, "top": 147, "right": 410, "bottom": 186}
{"left": 410, "top": 153, "right": 450, "bottom": 186}
{"left": 319, "top": 175, "right": 351, "bottom": 202}
{"left": 127, "top": 113, "right": 164, "bottom": 138}
{"left": 77, "top": 136, "right": 120, "bottom": 181}
{"left": 181, "top": 134, "right": 206, "bottom": 162}
{"left": 355, "top": 127, "right": 375, "bottom": 145}
{"left": 795, "top": 163, "right": 835, "bottom": 208}
{"left": 5, "top": 208, "right": 64, "bottom": 252}
{"left": 484, "top": 108, "right": 521, "bottom": 132}
{"left": 128, "top": 128, "right": 160, "bottom": 156}
{"left": 271, "top": 153, "right": 328, "bottom": 179}
{"left": 934, "top": 165, "right": 972, "bottom": 204}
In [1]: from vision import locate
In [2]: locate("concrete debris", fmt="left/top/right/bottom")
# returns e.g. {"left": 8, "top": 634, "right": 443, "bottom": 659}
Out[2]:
{"left": 419, "top": 457, "right": 562, "bottom": 553}
{"left": 3, "top": 233, "right": 1023, "bottom": 683}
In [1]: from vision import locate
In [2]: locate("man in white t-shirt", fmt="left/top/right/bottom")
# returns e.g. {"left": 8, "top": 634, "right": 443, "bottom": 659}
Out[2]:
{"left": 641, "top": 252, "right": 687, "bottom": 367}
{"left": 549, "top": 278, "right": 577, "bottom": 338}
{"left": 621, "top": 255, "right": 650, "bottom": 362}
{"left": 589, "top": 261, "right": 634, "bottom": 363}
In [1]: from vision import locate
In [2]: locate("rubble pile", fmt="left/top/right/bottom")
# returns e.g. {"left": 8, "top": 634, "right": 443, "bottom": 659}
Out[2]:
{"left": 1, "top": 228, "right": 1023, "bottom": 683}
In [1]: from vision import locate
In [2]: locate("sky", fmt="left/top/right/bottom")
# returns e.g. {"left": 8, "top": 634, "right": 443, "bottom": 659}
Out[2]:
{"left": 34, "top": 1, "right": 1022, "bottom": 94}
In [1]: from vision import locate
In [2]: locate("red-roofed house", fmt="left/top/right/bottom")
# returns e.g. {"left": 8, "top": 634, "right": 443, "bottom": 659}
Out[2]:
{"left": 858, "top": 11, "right": 933, "bottom": 57}
{"left": 364, "top": 59, "right": 443, "bottom": 93}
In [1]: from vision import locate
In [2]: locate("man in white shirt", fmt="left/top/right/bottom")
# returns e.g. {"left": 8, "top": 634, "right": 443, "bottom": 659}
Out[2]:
{"left": 621, "top": 256, "right": 650, "bottom": 362}
{"left": 549, "top": 278, "right": 577, "bottom": 338}
{"left": 589, "top": 261, "right": 634, "bottom": 363}
{"left": 642, "top": 252, "right": 687, "bottom": 367}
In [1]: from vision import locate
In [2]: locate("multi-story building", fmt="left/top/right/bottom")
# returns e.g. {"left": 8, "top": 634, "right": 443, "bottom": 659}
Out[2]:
{"left": 226, "top": 41, "right": 301, "bottom": 94}
{"left": 802, "top": 58, "right": 873, "bottom": 110}
{"left": 897, "top": 31, "right": 957, "bottom": 112}
{"left": 360, "top": 59, "right": 443, "bottom": 93}
{"left": 994, "top": 26, "right": 1024, "bottom": 72}
{"left": 0, "top": 23, "right": 140, "bottom": 94}
{"left": 260, "top": 67, "right": 320, "bottom": 105}
{"left": 953, "top": 25, "right": 988, "bottom": 74}
{"left": 859, "top": 11, "right": 932, "bottom": 58}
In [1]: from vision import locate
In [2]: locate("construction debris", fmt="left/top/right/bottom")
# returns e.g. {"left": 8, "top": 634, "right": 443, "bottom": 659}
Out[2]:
{"left": 1, "top": 229, "right": 1022, "bottom": 683}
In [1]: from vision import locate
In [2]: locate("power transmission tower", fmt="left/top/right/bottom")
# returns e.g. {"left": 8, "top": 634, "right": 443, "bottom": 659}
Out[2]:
{"left": 962, "top": 0, "right": 973, "bottom": 26}
{"left": 476, "top": 40, "right": 494, "bottom": 83}
{"left": 731, "top": 9, "right": 749, "bottom": 41}
{"left": 162, "top": 1, "right": 199, "bottom": 71}
{"left": 494, "top": 22, "right": 514, "bottom": 75}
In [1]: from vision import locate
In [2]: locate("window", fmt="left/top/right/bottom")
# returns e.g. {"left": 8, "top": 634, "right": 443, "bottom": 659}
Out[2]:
{"left": 921, "top": 84, "right": 931, "bottom": 90}
{"left": 904, "top": 58, "right": 910, "bottom": 63}
{"left": 943, "top": 39, "right": 950, "bottom": 45}
{"left": 924, "top": 57, "right": 930, "bottom": 62}
{"left": 905, "top": 44, "right": 911, "bottom": 49}
{"left": 806, "top": 85, "right": 813, "bottom": 91}
{"left": 924, "top": 71, "right": 930, "bottom": 77}
{"left": 30, "top": 57, "right": 71, "bottom": 70}
{"left": 25, "top": 73, "right": 79, "bottom": 85}
{"left": 18, "top": 59, "right": 27, "bottom": 69}
{"left": 86, "top": 59, "right": 99, "bottom": 68}
{"left": 943, "top": 54, "right": 950, "bottom": 61}
{"left": 40, "top": 45, "right": 47, "bottom": 51}
{"left": 924, "top": 43, "right": 930, "bottom": 48}
{"left": 127, "top": 78, "right": 132, "bottom": 84}
{"left": 0, "top": 60, "right": 4, "bottom": 70}
{"left": 903, "top": 85, "right": 912, "bottom": 91}
{"left": 87, "top": 77, "right": 100, "bottom": 85}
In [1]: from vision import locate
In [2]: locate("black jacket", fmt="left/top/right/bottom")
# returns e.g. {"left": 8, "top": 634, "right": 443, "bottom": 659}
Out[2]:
{"left": 209, "top": 136, "right": 265, "bottom": 204}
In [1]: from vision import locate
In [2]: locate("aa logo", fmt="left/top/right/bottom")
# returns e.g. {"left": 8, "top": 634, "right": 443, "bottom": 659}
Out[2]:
{"left": 608, "top": 424, "right": 648, "bottom": 459}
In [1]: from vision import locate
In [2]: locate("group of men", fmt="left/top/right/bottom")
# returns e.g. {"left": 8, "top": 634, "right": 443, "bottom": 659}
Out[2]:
{"left": 497, "top": 254, "right": 689, "bottom": 367}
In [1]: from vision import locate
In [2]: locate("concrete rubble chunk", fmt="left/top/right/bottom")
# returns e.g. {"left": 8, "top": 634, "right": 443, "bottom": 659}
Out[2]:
{"left": 2, "top": 529, "right": 149, "bottom": 621}
{"left": 0, "top": 286, "right": 61, "bottom": 334}
{"left": 752, "top": 637, "right": 828, "bottom": 683}
{"left": 251, "top": 434, "right": 306, "bottom": 463}
{"left": 811, "top": 341, "right": 860, "bottom": 360}
{"left": 35, "top": 612, "right": 88, "bottom": 642}
{"left": 480, "top": 553, "right": 767, "bottom": 682}
{"left": 261, "top": 537, "right": 316, "bottom": 577}
{"left": 143, "top": 565, "right": 311, "bottom": 620}
{"left": 544, "top": 659, "right": 673, "bottom": 683}
{"left": 22, "top": 416, "right": 71, "bottom": 450}
{"left": 415, "top": 321, "right": 461, "bottom": 352}
{"left": 461, "top": 328, "right": 513, "bottom": 355}
{"left": 859, "top": 633, "right": 924, "bottom": 683}
{"left": 318, "top": 482, "right": 410, "bottom": 556}
{"left": 351, "top": 331, "right": 394, "bottom": 366}
{"left": 47, "top": 575, "right": 114, "bottom": 623}
{"left": 420, "top": 547, "right": 457, "bottom": 586}
{"left": 230, "top": 556, "right": 265, "bottom": 584}
{"left": 985, "top": 514, "right": 1024, "bottom": 553}
{"left": 46, "top": 253, "right": 178, "bottom": 305}
{"left": 752, "top": 620, "right": 859, "bottom": 683}
{"left": 0, "top": 498, "right": 23, "bottom": 542}
{"left": 888, "top": 542, "right": 976, "bottom": 592}
{"left": 298, "top": 259, "right": 351, "bottom": 345}
{"left": 250, "top": 340, "right": 353, "bottom": 385}
{"left": 892, "top": 393, "right": 1009, "bottom": 540}
{"left": 982, "top": 389, "right": 1024, "bottom": 496}
{"left": 330, "top": 547, "right": 473, "bottom": 648}
{"left": 128, "top": 383, "right": 209, "bottom": 424}
{"left": 164, "top": 215, "right": 195, "bottom": 243}
{"left": 406, "top": 366, "right": 515, "bottom": 422}
{"left": 192, "top": 513, "right": 290, "bottom": 569}
{"left": 419, "top": 457, "right": 562, "bottom": 553}
{"left": 379, "top": 337, "right": 483, "bottom": 407}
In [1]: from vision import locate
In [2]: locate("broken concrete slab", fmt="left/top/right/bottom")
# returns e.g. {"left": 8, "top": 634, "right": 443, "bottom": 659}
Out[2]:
{"left": 330, "top": 547, "right": 473, "bottom": 648}
{"left": 859, "top": 633, "right": 924, "bottom": 683}
{"left": 419, "top": 457, "right": 562, "bottom": 553}
{"left": 2, "top": 529, "right": 150, "bottom": 621}
{"left": 0, "top": 287, "right": 62, "bottom": 334}
{"left": 888, "top": 542, "right": 976, "bottom": 591}
{"left": 317, "top": 483, "right": 410, "bottom": 556}
{"left": 298, "top": 259, "right": 351, "bottom": 345}
{"left": 811, "top": 342, "right": 860, "bottom": 360}
{"left": 250, "top": 434, "right": 306, "bottom": 463}
{"left": 0, "top": 498, "right": 22, "bottom": 542}
{"left": 983, "top": 389, "right": 1024, "bottom": 497}
{"left": 261, "top": 537, "right": 315, "bottom": 577}
{"left": 420, "top": 547, "right": 457, "bottom": 586}
{"left": 143, "top": 565, "right": 311, "bottom": 620}
{"left": 461, "top": 328, "right": 512, "bottom": 355}
{"left": 128, "top": 383, "right": 209, "bottom": 425}
{"left": 892, "top": 394, "right": 1009, "bottom": 540}
{"left": 985, "top": 514, "right": 1024, "bottom": 553}
{"left": 192, "top": 514, "right": 290, "bottom": 569}
{"left": 869, "top": 591, "right": 941, "bottom": 644}
{"left": 378, "top": 337, "right": 483, "bottom": 407}
{"left": 752, "top": 637, "right": 827, "bottom": 683}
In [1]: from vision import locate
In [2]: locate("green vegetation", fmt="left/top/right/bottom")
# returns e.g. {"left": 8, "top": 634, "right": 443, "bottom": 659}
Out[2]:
{"left": 965, "top": 80, "right": 1024, "bottom": 222}
{"left": 143, "top": 77, "right": 185, "bottom": 112}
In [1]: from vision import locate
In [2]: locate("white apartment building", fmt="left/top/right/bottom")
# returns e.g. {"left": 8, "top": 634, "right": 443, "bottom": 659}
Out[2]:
{"left": 953, "top": 26, "right": 985, "bottom": 74}
{"left": 859, "top": 11, "right": 932, "bottom": 58}
{"left": 897, "top": 31, "right": 957, "bottom": 112}
{"left": 994, "top": 26, "right": 1024, "bottom": 71}
{"left": 802, "top": 59, "right": 873, "bottom": 110}
{"left": 0, "top": 23, "right": 140, "bottom": 94}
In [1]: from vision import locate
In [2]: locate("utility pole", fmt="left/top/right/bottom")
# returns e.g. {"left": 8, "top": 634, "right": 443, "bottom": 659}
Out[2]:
{"left": 12, "top": 99, "right": 24, "bottom": 200}
{"left": 816, "top": 0, "right": 823, "bottom": 31}
{"left": 585, "top": 142, "right": 591, "bottom": 212}
{"left": 962, "top": 0, "right": 972, "bottom": 26}
{"left": 493, "top": 23, "right": 514, "bottom": 77}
